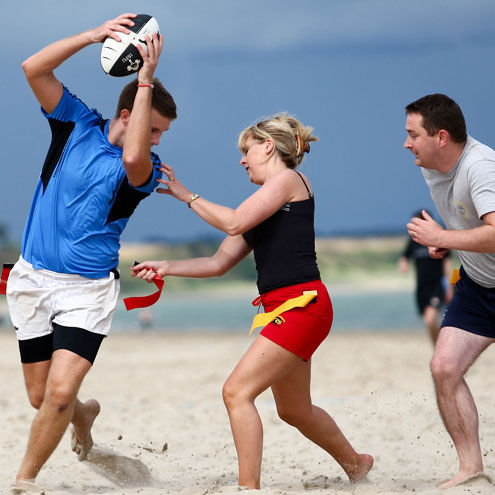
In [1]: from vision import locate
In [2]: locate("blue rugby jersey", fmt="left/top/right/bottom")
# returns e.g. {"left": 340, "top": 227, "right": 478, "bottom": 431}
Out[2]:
{"left": 22, "top": 87, "right": 162, "bottom": 278}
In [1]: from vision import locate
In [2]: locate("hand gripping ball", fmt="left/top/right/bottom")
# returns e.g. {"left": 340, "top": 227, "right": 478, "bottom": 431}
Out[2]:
{"left": 100, "top": 14, "right": 160, "bottom": 77}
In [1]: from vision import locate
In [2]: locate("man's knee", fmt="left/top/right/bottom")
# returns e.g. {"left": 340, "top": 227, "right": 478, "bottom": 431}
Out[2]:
{"left": 27, "top": 390, "right": 44, "bottom": 410}
{"left": 430, "top": 354, "right": 459, "bottom": 384}
{"left": 45, "top": 380, "right": 78, "bottom": 412}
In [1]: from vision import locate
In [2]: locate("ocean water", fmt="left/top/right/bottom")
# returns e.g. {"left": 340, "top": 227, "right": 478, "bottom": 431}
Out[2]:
{"left": 113, "top": 287, "right": 430, "bottom": 334}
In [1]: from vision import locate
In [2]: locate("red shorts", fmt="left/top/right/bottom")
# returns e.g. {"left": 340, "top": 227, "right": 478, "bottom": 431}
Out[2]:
{"left": 259, "top": 279, "right": 333, "bottom": 361}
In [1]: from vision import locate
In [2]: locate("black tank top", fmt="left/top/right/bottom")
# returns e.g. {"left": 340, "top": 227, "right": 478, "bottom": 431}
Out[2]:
{"left": 242, "top": 172, "right": 320, "bottom": 294}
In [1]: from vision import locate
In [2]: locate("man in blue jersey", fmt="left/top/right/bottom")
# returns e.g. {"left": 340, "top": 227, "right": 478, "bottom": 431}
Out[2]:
{"left": 6, "top": 13, "right": 176, "bottom": 490}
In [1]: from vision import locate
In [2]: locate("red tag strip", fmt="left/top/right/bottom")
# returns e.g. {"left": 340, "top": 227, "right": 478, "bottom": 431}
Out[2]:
{"left": 0, "top": 264, "right": 13, "bottom": 295}
{"left": 251, "top": 295, "right": 262, "bottom": 307}
{"left": 123, "top": 275, "right": 165, "bottom": 311}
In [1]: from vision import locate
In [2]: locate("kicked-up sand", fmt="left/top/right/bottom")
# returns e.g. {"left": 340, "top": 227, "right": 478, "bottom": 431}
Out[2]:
{"left": 0, "top": 329, "right": 494, "bottom": 494}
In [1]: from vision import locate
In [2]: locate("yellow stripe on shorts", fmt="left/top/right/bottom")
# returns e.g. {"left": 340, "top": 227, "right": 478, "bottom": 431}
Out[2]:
{"left": 250, "top": 290, "right": 317, "bottom": 335}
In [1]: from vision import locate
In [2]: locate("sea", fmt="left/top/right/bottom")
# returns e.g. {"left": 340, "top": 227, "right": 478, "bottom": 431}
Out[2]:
{"left": 112, "top": 285, "right": 432, "bottom": 334}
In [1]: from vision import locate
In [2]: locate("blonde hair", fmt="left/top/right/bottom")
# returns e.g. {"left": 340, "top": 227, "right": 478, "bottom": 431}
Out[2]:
{"left": 238, "top": 113, "right": 318, "bottom": 169}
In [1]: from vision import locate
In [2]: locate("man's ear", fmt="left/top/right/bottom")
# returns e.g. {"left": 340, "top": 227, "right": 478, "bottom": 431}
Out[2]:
{"left": 438, "top": 129, "right": 450, "bottom": 147}
{"left": 120, "top": 108, "right": 131, "bottom": 125}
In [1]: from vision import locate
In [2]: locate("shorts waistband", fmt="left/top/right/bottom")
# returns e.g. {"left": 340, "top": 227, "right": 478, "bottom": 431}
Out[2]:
{"left": 460, "top": 266, "right": 495, "bottom": 292}
{"left": 17, "top": 256, "right": 118, "bottom": 282}
{"left": 260, "top": 279, "right": 324, "bottom": 304}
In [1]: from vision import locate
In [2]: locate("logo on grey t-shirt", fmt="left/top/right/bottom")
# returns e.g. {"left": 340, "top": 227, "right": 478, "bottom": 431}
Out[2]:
{"left": 456, "top": 201, "right": 469, "bottom": 218}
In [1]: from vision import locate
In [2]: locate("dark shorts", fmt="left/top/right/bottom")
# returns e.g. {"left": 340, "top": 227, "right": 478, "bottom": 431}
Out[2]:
{"left": 18, "top": 323, "right": 105, "bottom": 365}
{"left": 260, "top": 279, "right": 333, "bottom": 361}
{"left": 441, "top": 266, "right": 495, "bottom": 338}
{"left": 416, "top": 282, "right": 445, "bottom": 315}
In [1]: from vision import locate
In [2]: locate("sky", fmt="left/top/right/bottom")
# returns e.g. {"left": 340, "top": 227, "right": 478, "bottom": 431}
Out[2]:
{"left": 3, "top": 0, "right": 495, "bottom": 243}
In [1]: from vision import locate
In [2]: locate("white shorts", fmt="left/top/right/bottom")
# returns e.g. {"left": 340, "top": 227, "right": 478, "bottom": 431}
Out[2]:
{"left": 6, "top": 256, "right": 120, "bottom": 341}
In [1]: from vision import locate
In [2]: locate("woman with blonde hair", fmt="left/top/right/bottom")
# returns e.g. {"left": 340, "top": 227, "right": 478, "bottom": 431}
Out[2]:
{"left": 131, "top": 113, "right": 373, "bottom": 489}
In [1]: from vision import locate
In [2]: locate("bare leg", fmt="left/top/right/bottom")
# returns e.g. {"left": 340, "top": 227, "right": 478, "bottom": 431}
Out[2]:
{"left": 430, "top": 327, "right": 494, "bottom": 489}
{"left": 22, "top": 360, "right": 51, "bottom": 410}
{"left": 21, "top": 357, "right": 99, "bottom": 462}
{"left": 423, "top": 305, "right": 440, "bottom": 344}
{"left": 222, "top": 336, "right": 306, "bottom": 489}
{"left": 222, "top": 335, "right": 371, "bottom": 489}
{"left": 272, "top": 360, "right": 373, "bottom": 482}
{"left": 16, "top": 349, "right": 92, "bottom": 483}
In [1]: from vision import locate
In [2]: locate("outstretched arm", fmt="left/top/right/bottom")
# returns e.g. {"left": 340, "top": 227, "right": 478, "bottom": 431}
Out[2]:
{"left": 22, "top": 13, "right": 137, "bottom": 114}
{"left": 130, "top": 234, "right": 252, "bottom": 281}
{"left": 156, "top": 165, "right": 302, "bottom": 235}
{"left": 407, "top": 209, "right": 495, "bottom": 254}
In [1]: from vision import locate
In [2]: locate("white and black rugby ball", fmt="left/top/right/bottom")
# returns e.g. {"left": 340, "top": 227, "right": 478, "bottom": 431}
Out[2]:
{"left": 100, "top": 14, "right": 160, "bottom": 77}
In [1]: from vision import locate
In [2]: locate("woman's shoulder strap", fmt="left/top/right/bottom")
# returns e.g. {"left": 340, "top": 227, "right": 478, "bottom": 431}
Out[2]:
{"left": 294, "top": 171, "right": 312, "bottom": 198}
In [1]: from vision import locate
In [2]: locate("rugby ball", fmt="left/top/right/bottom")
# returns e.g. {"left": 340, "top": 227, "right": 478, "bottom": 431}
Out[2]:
{"left": 100, "top": 14, "right": 160, "bottom": 77}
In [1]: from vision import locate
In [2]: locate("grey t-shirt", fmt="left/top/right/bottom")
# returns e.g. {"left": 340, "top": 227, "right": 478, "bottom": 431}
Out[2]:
{"left": 422, "top": 135, "right": 495, "bottom": 288}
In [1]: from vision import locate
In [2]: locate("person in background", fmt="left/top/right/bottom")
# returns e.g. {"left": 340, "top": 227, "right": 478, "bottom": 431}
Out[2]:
{"left": 398, "top": 210, "right": 453, "bottom": 343}
{"left": 132, "top": 114, "right": 374, "bottom": 490}
{"left": 404, "top": 93, "right": 495, "bottom": 488}
{"left": 138, "top": 308, "right": 154, "bottom": 330}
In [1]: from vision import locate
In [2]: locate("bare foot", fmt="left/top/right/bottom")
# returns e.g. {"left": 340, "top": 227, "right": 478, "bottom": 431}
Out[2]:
{"left": 439, "top": 471, "right": 492, "bottom": 490}
{"left": 11, "top": 479, "right": 39, "bottom": 494}
{"left": 71, "top": 399, "right": 100, "bottom": 461}
{"left": 346, "top": 453, "right": 374, "bottom": 483}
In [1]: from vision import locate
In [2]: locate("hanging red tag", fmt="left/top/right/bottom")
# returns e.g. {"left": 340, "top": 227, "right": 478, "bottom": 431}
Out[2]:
{"left": 123, "top": 274, "right": 164, "bottom": 311}
{"left": 251, "top": 295, "right": 262, "bottom": 306}
{"left": 0, "top": 263, "right": 13, "bottom": 295}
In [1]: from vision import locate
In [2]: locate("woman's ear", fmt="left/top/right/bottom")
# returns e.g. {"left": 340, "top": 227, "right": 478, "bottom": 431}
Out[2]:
{"left": 264, "top": 138, "right": 274, "bottom": 154}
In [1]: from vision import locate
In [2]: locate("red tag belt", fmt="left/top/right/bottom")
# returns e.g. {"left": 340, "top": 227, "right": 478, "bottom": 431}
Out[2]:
{"left": 0, "top": 262, "right": 164, "bottom": 309}
{"left": 0, "top": 263, "right": 13, "bottom": 295}
{"left": 123, "top": 274, "right": 164, "bottom": 310}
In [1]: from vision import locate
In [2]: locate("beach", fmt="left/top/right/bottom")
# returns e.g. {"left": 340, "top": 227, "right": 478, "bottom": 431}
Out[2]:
{"left": 0, "top": 329, "right": 494, "bottom": 495}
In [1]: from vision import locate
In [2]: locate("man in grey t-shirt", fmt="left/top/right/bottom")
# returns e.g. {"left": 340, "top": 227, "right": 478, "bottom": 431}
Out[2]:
{"left": 404, "top": 93, "right": 495, "bottom": 489}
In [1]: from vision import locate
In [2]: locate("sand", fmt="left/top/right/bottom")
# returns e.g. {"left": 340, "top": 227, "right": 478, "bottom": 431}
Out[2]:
{"left": 0, "top": 329, "right": 494, "bottom": 494}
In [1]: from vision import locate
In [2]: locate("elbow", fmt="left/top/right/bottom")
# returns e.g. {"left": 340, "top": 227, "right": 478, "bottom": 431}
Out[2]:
{"left": 123, "top": 155, "right": 149, "bottom": 187}
{"left": 210, "top": 259, "right": 231, "bottom": 277}
{"left": 216, "top": 265, "right": 230, "bottom": 277}
{"left": 122, "top": 153, "right": 140, "bottom": 170}
{"left": 224, "top": 223, "right": 245, "bottom": 237}
{"left": 22, "top": 59, "right": 36, "bottom": 80}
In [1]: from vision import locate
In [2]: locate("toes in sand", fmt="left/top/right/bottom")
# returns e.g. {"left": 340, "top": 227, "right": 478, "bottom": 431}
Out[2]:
{"left": 10, "top": 479, "right": 40, "bottom": 494}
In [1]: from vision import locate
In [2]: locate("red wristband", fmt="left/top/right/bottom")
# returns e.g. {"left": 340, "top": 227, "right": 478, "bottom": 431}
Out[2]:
{"left": 137, "top": 83, "right": 154, "bottom": 88}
